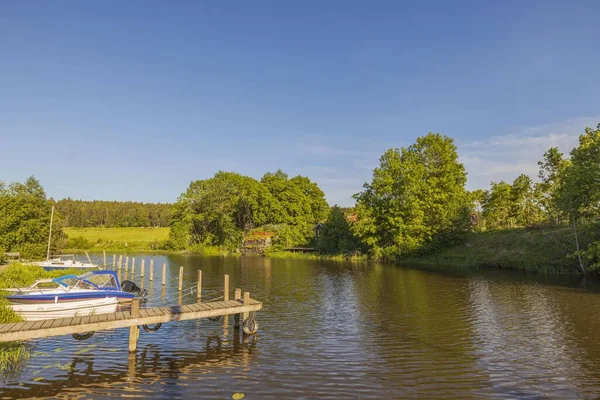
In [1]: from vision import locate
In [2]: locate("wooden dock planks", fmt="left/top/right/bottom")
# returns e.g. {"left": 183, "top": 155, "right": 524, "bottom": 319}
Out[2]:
{"left": 0, "top": 298, "right": 262, "bottom": 343}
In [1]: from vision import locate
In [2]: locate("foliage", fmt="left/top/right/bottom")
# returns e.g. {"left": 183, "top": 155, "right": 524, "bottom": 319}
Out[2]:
{"left": 354, "top": 133, "right": 469, "bottom": 260}
{"left": 0, "top": 177, "right": 64, "bottom": 259}
{"left": 54, "top": 199, "right": 172, "bottom": 228}
{"left": 558, "top": 123, "right": 600, "bottom": 218}
{"left": 65, "top": 235, "right": 94, "bottom": 250}
{"left": 170, "top": 170, "right": 329, "bottom": 251}
{"left": 317, "top": 206, "right": 362, "bottom": 254}
{"left": 536, "top": 147, "right": 570, "bottom": 223}
{"left": 261, "top": 170, "right": 329, "bottom": 242}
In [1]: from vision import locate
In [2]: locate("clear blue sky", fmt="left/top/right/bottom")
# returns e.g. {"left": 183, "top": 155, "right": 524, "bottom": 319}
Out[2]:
{"left": 1, "top": 1, "right": 599, "bottom": 206}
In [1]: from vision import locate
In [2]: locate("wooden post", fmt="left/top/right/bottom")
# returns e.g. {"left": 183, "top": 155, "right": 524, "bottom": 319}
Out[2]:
{"left": 178, "top": 266, "right": 183, "bottom": 291}
{"left": 161, "top": 263, "right": 166, "bottom": 286}
{"left": 112, "top": 254, "right": 116, "bottom": 269}
{"left": 131, "top": 257, "right": 136, "bottom": 278}
{"left": 223, "top": 274, "right": 229, "bottom": 301}
{"left": 197, "top": 270, "right": 202, "bottom": 301}
{"left": 117, "top": 255, "right": 123, "bottom": 282}
{"left": 242, "top": 291, "right": 250, "bottom": 329}
{"left": 125, "top": 256, "right": 129, "bottom": 275}
{"left": 234, "top": 288, "right": 242, "bottom": 328}
{"left": 103, "top": 250, "right": 107, "bottom": 267}
{"left": 128, "top": 299, "right": 140, "bottom": 353}
{"left": 141, "top": 259, "right": 145, "bottom": 278}
{"left": 149, "top": 259, "right": 154, "bottom": 281}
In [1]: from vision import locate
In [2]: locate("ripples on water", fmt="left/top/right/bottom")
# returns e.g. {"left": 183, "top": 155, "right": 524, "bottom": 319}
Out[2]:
{"left": 2, "top": 255, "right": 600, "bottom": 399}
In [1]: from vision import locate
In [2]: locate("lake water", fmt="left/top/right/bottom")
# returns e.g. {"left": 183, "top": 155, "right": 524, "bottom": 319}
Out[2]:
{"left": 2, "top": 255, "right": 600, "bottom": 399}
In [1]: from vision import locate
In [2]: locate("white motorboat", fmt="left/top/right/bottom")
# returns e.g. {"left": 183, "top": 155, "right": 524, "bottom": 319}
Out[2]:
{"left": 27, "top": 255, "right": 98, "bottom": 271}
{"left": 23, "top": 206, "right": 99, "bottom": 271}
{"left": 9, "top": 297, "right": 118, "bottom": 321}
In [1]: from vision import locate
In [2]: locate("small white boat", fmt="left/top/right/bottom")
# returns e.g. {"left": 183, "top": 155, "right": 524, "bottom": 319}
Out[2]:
{"left": 28, "top": 255, "right": 99, "bottom": 271}
{"left": 24, "top": 207, "right": 100, "bottom": 271}
{"left": 9, "top": 297, "right": 118, "bottom": 321}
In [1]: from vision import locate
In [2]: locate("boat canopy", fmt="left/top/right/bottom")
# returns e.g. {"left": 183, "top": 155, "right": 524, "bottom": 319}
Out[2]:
{"left": 53, "top": 271, "right": 121, "bottom": 291}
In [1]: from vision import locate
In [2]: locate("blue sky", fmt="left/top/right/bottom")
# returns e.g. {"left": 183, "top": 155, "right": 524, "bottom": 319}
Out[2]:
{"left": 1, "top": 1, "right": 599, "bottom": 206}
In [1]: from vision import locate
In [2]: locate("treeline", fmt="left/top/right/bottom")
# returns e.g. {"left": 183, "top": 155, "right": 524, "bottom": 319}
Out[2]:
{"left": 169, "top": 170, "right": 328, "bottom": 250}
{"left": 316, "top": 124, "right": 600, "bottom": 273}
{"left": 54, "top": 199, "right": 172, "bottom": 228}
{"left": 0, "top": 177, "right": 65, "bottom": 259}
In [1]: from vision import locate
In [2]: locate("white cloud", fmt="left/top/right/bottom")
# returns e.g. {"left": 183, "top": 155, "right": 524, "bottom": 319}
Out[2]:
{"left": 460, "top": 116, "right": 599, "bottom": 190}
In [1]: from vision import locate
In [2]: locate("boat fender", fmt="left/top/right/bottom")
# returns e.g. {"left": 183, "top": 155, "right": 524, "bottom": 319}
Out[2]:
{"left": 142, "top": 323, "right": 162, "bottom": 333}
{"left": 72, "top": 332, "right": 94, "bottom": 340}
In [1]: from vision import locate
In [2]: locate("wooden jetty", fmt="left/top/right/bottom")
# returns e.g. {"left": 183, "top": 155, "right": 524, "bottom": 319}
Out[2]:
{"left": 0, "top": 267, "right": 262, "bottom": 353}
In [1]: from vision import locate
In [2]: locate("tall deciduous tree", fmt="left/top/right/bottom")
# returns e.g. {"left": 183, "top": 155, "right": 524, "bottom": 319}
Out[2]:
{"left": 317, "top": 206, "right": 361, "bottom": 254}
{"left": 481, "top": 181, "right": 512, "bottom": 229}
{"left": 170, "top": 172, "right": 279, "bottom": 249}
{"left": 559, "top": 124, "right": 600, "bottom": 217}
{"left": 354, "top": 133, "right": 469, "bottom": 259}
{"left": 0, "top": 176, "right": 64, "bottom": 258}
{"left": 536, "top": 147, "right": 570, "bottom": 223}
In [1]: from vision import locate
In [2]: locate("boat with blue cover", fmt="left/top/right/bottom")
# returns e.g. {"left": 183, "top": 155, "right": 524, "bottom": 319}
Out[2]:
{"left": 5, "top": 271, "right": 147, "bottom": 304}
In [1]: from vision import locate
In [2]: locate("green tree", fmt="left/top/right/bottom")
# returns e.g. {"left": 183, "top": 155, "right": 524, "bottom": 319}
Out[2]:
{"left": 481, "top": 181, "right": 512, "bottom": 229}
{"left": 317, "top": 206, "right": 361, "bottom": 254}
{"left": 559, "top": 123, "right": 600, "bottom": 218}
{"left": 0, "top": 177, "right": 64, "bottom": 259}
{"left": 261, "top": 170, "right": 329, "bottom": 245}
{"left": 354, "top": 133, "right": 469, "bottom": 259}
{"left": 169, "top": 171, "right": 279, "bottom": 249}
{"left": 509, "top": 174, "right": 542, "bottom": 226}
{"left": 536, "top": 147, "right": 571, "bottom": 223}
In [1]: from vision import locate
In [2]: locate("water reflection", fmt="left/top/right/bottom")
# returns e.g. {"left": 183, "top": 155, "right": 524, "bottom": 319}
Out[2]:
{"left": 1, "top": 328, "right": 257, "bottom": 399}
{"left": 2, "top": 255, "right": 600, "bottom": 398}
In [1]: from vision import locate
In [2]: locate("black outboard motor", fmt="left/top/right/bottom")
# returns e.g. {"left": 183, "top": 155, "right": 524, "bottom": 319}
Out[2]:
{"left": 121, "top": 280, "right": 148, "bottom": 302}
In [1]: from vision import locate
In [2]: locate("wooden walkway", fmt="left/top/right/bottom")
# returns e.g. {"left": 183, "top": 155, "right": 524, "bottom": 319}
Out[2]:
{"left": 0, "top": 270, "right": 263, "bottom": 352}
{"left": 0, "top": 298, "right": 261, "bottom": 344}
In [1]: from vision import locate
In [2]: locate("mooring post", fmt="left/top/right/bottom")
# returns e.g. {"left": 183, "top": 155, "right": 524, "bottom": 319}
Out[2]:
{"left": 103, "top": 250, "right": 107, "bottom": 267}
{"left": 224, "top": 274, "right": 230, "bottom": 301}
{"left": 117, "top": 255, "right": 123, "bottom": 282}
{"left": 178, "top": 266, "right": 183, "bottom": 291}
{"left": 128, "top": 299, "right": 140, "bottom": 353}
{"left": 112, "top": 254, "right": 116, "bottom": 269}
{"left": 197, "top": 270, "right": 202, "bottom": 301}
{"left": 162, "top": 263, "right": 166, "bottom": 286}
{"left": 234, "top": 288, "right": 242, "bottom": 328}
{"left": 149, "top": 259, "right": 154, "bottom": 281}
{"left": 131, "top": 257, "right": 136, "bottom": 278}
{"left": 125, "top": 256, "right": 129, "bottom": 275}
{"left": 141, "top": 259, "right": 145, "bottom": 278}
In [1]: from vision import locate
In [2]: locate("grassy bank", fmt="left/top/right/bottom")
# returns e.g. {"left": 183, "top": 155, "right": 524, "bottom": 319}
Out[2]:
{"left": 400, "top": 225, "right": 593, "bottom": 274}
{"left": 64, "top": 227, "right": 170, "bottom": 252}
{"left": 0, "top": 264, "right": 90, "bottom": 371}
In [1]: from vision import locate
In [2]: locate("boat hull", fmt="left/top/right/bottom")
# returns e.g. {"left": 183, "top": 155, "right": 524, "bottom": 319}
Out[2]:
{"left": 7, "top": 290, "right": 135, "bottom": 304}
{"left": 10, "top": 297, "right": 118, "bottom": 321}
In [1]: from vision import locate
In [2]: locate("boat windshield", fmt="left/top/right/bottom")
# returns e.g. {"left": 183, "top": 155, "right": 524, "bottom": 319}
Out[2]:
{"left": 61, "top": 278, "right": 97, "bottom": 291}
{"left": 77, "top": 272, "right": 118, "bottom": 290}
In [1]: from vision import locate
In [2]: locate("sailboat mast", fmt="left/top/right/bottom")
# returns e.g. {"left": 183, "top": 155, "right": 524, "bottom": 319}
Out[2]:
{"left": 47, "top": 206, "right": 54, "bottom": 260}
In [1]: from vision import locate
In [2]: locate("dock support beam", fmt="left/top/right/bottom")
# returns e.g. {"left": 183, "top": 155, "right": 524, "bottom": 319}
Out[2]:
{"left": 131, "top": 257, "right": 136, "bottom": 278}
{"left": 128, "top": 299, "right": 140, "bottom": 353}
{"left": 149, "top": 259, "right": 154, "bottom": 281}
{"left": 162, "top": 263, "right": 166, "bottom": 286}
{"left": 141, "top": 259, "right": 145, "bottom": 278}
